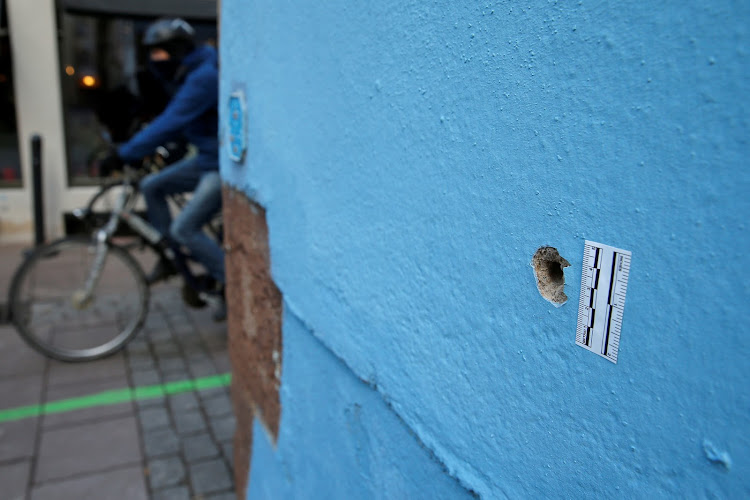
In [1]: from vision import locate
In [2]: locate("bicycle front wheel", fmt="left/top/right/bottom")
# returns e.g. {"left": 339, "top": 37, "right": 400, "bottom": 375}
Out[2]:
{"left": 8, "top": 237, "right": 150, "bottom": 362}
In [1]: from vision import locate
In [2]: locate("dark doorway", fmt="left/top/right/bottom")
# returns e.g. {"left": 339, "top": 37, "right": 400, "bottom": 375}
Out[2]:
{"left": 0, "top": 0, "right": 22, "bottom": 188}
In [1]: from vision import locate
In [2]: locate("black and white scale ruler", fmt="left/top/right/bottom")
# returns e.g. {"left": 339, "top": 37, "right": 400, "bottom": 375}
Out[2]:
{"left": 576, "top": 241, "right": 632, "bottom": 364}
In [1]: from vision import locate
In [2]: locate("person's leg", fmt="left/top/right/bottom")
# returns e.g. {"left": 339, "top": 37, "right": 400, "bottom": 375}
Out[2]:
{"left": 170, "top": 171, "right": 225, "bottom": 285}
{"left": 139, "top": 156, "right": 205, "bottom": 238}
{"left": 140, "top": 156, "right": 207, "bottom": 283}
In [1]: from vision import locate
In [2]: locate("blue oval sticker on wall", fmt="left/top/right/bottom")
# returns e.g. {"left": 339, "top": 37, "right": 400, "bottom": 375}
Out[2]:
{"left": 228, "top": 90, "right": 246, "bottom": 163}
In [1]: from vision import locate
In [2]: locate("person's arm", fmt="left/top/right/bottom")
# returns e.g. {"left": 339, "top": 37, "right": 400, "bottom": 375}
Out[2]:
{"left": 118, "top": 65, "right": 218, "bottom": 162}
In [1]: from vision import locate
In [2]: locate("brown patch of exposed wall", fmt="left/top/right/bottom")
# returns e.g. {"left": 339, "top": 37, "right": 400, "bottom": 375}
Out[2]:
{"left": 230, "top": 382, "right": 254, "bottom": 499}
{"left": 222, "top": 186, "right": 283, "bottom": 498}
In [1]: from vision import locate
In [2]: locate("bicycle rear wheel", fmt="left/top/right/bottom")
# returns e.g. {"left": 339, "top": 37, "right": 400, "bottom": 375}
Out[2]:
{"left": 8, "top": 237, "right": 150, "bottom": 362}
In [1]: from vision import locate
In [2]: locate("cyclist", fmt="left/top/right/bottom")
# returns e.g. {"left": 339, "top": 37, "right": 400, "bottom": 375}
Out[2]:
{"left": 100, "top": 18, "right": 225, "bottom": 319}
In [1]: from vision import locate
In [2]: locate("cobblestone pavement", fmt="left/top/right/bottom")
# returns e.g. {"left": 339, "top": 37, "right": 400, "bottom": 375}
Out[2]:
{"left": 0, "top": 244, "right": 236, "bottom": 500}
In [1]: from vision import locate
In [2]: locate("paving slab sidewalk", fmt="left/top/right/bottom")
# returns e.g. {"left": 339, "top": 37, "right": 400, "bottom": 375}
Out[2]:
{"left": 0, "top": 243, "right": 236, "bottom": 500}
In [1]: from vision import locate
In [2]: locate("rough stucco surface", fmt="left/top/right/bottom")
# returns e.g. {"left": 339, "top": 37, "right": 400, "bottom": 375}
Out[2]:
{"left": 247, "top": 310, "right": 476, "bottom": 499}
{"left": 220, "top": 1, "right": 749, "bottom": 498}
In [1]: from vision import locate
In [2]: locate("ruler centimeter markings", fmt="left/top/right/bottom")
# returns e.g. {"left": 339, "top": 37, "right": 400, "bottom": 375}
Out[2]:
{"left": 576, "top": 241, "right": 632, "bottom": 364}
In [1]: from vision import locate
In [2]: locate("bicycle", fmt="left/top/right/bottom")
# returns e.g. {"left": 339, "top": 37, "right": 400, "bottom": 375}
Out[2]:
{"left": 6, "top": 159, "right": 224, "bottom": 362}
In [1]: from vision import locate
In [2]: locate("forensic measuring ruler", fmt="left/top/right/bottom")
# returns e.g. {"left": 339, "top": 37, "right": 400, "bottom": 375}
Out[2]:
{"left": 576, "top": 241, "right": 632, "bottom": 364}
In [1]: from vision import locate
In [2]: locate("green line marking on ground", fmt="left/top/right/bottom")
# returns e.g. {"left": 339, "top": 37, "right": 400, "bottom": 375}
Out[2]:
{"left": 0, "top": 373, "right": 231, "bottom": 424}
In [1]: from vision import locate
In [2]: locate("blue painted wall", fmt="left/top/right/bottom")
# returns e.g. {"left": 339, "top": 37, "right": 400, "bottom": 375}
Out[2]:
{"left": 247, "top": 310, "right": 475, "bottom": 499}
{"left": 220, "top": 1, "right": 749, "bottom": 497}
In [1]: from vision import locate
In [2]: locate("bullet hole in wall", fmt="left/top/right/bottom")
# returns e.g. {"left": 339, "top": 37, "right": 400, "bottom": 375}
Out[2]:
{"left": 532, "top": 246, "right": 570, "bottom": 306}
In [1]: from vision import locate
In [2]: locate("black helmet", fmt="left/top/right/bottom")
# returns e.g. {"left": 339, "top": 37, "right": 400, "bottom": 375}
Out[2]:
{"left": 142, "top": 18, "right": 195, "bottom": 59}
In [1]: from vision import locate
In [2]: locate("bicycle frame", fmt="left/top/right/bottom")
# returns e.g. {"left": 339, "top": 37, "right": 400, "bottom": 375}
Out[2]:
{"left": 78, "top": 166, "right": 220, "bottom": 304}
{"left": 73, "top": 168, "right": 142, "bottom": 307}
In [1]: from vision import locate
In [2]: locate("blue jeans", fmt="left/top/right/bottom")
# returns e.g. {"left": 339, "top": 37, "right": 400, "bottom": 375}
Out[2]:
{"left": 140, "top": 156, "right": 225, "bottom": 285}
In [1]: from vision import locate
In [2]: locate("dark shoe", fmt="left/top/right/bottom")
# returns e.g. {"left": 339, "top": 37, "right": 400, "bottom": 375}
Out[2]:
{"left": 146, "top": 257, "right": 177, "bottom": 285}
{"left": 208, "top": 283, "right": 226, "bottom": 322}
{"left": 181, "top": 281, "right": 207, "bottom": 308}
{"left": 212, "top": 296, "right": 227, "bottom": 322}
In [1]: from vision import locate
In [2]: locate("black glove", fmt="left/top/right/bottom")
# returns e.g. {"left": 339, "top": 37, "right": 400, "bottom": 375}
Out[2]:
{"left": 99, "top": 150, "right": 123, "bottom": 177}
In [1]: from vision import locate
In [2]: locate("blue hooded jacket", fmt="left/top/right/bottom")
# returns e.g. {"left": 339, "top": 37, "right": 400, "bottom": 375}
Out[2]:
{"left": 118, "top": 45, "right": 218, "bottom": 169}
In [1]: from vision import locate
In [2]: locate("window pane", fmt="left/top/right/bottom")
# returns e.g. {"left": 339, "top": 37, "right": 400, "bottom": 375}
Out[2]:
{"left": 59, "top": 12, "right": 216, "bottom": 186}
{"left": 0, "top": 0, "right": 22, "bottom": 188}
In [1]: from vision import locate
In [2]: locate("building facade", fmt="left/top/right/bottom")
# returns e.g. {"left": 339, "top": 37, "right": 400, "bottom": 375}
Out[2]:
{"left": 220, "top": 1, "right": 749, "bottom": 497}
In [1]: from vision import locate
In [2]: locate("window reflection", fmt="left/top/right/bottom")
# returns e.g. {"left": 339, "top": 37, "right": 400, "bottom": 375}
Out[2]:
{"left": 59, "top": 13, "right": 216, "bottom": 185}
